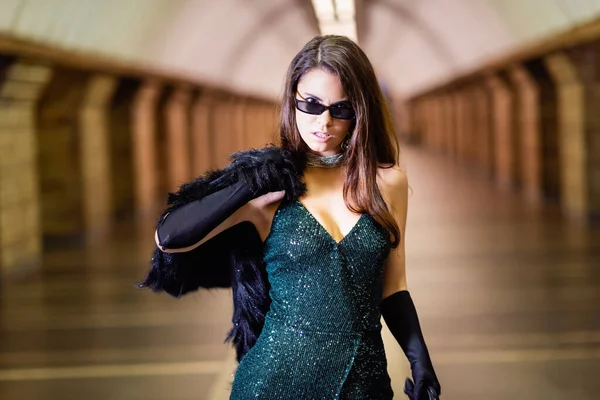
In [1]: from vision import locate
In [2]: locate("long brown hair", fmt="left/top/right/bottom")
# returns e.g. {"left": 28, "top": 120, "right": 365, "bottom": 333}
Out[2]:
{"left": 278, "top": 35, "right": 401, "bottom": 247}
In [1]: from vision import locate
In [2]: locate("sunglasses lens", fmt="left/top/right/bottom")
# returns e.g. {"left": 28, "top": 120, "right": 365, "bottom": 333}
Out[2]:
{"left": 296, "top": 100, "right": 325, "bottom": 115}
{"left": 330, "top": 106, "right": 355, "bottom": 120}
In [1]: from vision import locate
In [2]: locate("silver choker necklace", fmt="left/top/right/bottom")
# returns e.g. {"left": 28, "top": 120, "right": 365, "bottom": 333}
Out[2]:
{"left": 306, "top": 152, "right": 344, "bottom": 168}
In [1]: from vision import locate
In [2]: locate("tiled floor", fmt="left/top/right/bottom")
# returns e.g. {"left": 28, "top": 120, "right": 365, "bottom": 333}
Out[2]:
{"left": 1, "top": 145, "right": 599, "bottom": 399}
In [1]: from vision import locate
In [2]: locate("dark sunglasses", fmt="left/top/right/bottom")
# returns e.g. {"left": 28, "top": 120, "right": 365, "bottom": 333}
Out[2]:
{"left": 294, "top": 98, "right": 355, "bottom": 120}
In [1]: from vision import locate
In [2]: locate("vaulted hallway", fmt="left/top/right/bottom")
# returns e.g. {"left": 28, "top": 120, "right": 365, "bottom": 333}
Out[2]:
{"left": 1, "top": 1, "right": 600, "bottom": 399}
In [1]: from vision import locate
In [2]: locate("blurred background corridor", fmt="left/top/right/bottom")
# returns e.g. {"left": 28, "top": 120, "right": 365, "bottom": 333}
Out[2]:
{"left": 1, "top": 0, "right": 600, "bottom": 399}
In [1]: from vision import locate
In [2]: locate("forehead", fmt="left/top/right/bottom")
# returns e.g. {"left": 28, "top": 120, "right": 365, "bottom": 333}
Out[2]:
{"left": 297, "top": 68, "right": 347, "bottom": 101}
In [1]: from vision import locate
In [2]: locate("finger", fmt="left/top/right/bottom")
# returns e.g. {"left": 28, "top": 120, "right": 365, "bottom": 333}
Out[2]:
{"left": 270, "top": 190, "right": 286, "bottom": 201}
{"left": 427, "top": 387, "right": 440, "bottom": 400}
{"left": 412, "top": 382, "right": 427, "bottom": 400}
{"left": 404, "top": 377, "right": 415, "bottom": 394}
{"left": 263, "top": 191, "right": 285, "bottom": 206}
{"left": 252, "top": 190, "right": 286, "bottom": 207}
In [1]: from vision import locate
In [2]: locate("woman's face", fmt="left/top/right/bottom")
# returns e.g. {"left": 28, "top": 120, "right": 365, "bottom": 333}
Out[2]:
{"left": 295, "top": 68, "right": 353, "bottom": 157}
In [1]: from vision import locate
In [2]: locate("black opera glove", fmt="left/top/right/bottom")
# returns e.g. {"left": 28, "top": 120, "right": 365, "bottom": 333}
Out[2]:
{"left": 156, "top": 145, "right": 303, "bottom": 250}
{"left": 381, "top": 290, "right": 441, "bottom": 400}
{"left": 157, "top": 182, "right": 254, "bottom": 249}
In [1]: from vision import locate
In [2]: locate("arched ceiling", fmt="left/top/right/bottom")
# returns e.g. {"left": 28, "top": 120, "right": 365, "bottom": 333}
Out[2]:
{"left": 1, "top": 0, "right": 599, "bottom": 99}
{"left": 0, "top": 0, "right": 320, "bottom": 99}
{"left": 358, "top": 0, "right": 600, "bottom": 96}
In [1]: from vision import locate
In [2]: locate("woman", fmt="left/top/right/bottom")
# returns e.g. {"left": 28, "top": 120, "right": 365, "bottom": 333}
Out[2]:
{"left": 141, "top": 35, "right": 440, "bottom": 399}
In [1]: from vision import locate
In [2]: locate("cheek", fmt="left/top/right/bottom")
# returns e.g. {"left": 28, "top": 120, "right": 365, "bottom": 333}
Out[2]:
{"left": 337, "top": 120, "right": 352, "bottom": 134}
{"left": 295, "top": 111, "right": 313, "bottom": 135}
{"left": 328, "top": 120, "right": 352, "bottom": 139}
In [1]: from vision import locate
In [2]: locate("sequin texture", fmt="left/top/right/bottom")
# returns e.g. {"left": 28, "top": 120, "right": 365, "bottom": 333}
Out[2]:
{"left": 230, "top": 200, "right": 393, "bottom": 399}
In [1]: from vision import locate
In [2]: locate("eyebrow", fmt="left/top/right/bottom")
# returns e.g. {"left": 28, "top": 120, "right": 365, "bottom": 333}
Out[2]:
{"left": 302, "top": 92, "right": 322, "bottom": 101}
{"left": 301, "top": 92, "right": 349, "bottom": 103}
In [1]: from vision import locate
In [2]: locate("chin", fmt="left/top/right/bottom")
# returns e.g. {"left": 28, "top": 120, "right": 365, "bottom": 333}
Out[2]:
{"left": 307, "top": 142, "right": 341, "bottom": 156}
{"left": 300, "top": 134, "right": 341, "bottom": 155}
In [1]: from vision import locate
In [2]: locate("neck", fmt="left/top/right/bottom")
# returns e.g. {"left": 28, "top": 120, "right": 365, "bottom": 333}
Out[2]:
{"left": 306, "top": 152, "right": 344, "bottom": 168}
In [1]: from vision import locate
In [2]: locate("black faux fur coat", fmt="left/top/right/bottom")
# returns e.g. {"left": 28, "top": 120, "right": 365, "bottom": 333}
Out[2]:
{"left": 139, "top": 145, "right": 306, "bottom": 362}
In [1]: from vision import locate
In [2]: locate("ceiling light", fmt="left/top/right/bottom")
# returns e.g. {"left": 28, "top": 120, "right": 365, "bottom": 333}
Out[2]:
{"left": 310, "top": 0, "right": 357, "bottom": 42}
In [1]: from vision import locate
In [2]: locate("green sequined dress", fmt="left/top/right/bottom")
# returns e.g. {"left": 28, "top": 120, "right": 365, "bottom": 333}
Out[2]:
{"left": 230, "top": 200, "right": 394, "bottom": 399}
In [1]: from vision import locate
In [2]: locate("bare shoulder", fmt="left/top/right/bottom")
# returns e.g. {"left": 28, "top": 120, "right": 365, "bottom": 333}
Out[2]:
{"left": 377, "top": 164, "right": 408, "bottom": 208}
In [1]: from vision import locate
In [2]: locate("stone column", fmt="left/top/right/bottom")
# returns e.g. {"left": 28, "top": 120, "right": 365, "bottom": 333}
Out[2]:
{"left": 544, "top": 53, "right": 586, "bottom": 220}
{"left": 154, "top": 86, "right": 173, "bottom": 204}
{"left": 37, "top": 69, "right": 89, "bottom": 243}
{"left": 453, "top": 89, "right": 467, "bottom": 162}
{"left": 244, "top": 102, "right": 263, "bottom": 151}
{"left": 79, "top": 74, "right": 117, "bottom": 243}
{"left": 0, "top": 60, "right": 51, "bottom": 276}
{"left": 109, "top": 78, "right": 141, "bottom": 220}
{"left": 164, "top": 85, "right": 192, "bottom": 191}
{"left": 509, "top": 65, "right": 542, "bottom": 202}
{"left": 429, "top": 95, "right": 443, "bottom": 152}
{"left": 392, "top": 94, "right": 411, "bottom": 143}
{"left": 572, "top": 44, "right": 600, "bottom": 223}
{"left": 446, "top": 92, "right": 459, "bottom": 159}
{"left": 212, "top": 94, "right": 235, "bottom": 169}
{"left": 190, "top": 89, "right": 213, "bottom": 175}
{"left": 132, "top": 80, "right": 161, "bottom": 220}
{"left": 262, "top": 103, "right": 278, "bottom": 145}
{"left": 461, "top": 86, "right": 478, "bottom": 165}
{"left": 234, "top": 99, "right": 248, "bottom": 151}
{"left": 486, "top": 74, "right": 518, "bottom": 189}
{"left": 471, "top": 84, "right": 494, "bottom": 177}
{"left": 420, "top": 97, "right": 434, "bottom": 148}
{"left": 545, "top": 45, "right": 600, "bottom": 223}
{"left": 525, "top": 60, "right": 560, "bottom": 202}
{"left": 437, "top": 94, "right": 447, "bottom": 154}
{"left": 406, "top": 99, "right": 422, "bottom": 145}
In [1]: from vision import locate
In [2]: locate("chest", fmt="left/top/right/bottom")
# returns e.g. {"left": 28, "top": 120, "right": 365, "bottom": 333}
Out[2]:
{"left": 265, "top": 200, "right": 391, "bottom": 272}
{"left": 298, "top": 172, "right": 361, "bottom": 243}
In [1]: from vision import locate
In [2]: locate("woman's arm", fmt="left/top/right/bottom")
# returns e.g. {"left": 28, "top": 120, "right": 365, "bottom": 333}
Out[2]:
{"left": 156, "top": 201, "right": 247, "bottom": 254}
{"left": 156, "top": 190, "right": 286, "bottom": 253}
{"left": 152, "top": 145, "right": 305, "bottom": 254}
{"left": 380, "top": 166, "right": 409, "bottom": 297}
{"left": 379, "top": 167, "right": 441, "bottom": 400}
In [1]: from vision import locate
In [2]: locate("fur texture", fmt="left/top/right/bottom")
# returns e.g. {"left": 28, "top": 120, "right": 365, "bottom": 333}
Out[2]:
{"left": 139, "top": 145, "right": 306, "bottom": 361}
{"left": 164, "top": 145, "right": 306, "bottom": 211}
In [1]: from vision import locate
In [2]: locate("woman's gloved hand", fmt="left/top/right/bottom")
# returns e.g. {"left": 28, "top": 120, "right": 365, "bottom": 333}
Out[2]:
{"left": 404, "top": 376, "right": 440, "bottom": 400}
{"left": 381, "top": 290, "right": 441, "bottom": 400}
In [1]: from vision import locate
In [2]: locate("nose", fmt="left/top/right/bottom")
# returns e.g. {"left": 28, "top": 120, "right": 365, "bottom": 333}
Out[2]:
{"left": 317, "top": 109, "right": 333, "bottom": 127}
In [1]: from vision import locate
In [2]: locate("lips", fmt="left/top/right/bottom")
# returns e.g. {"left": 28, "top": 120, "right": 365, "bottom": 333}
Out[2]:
{"left": 312, "top": 131, "right": 332, "bottom": 141}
